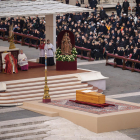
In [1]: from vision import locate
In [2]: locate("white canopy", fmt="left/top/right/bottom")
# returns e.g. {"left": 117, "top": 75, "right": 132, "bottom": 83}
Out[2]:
{"left": 0, "top": 0, "right": 92, "bottom": 18}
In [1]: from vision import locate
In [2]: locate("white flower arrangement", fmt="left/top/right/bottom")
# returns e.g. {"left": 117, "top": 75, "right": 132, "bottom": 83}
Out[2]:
{"left": 56, "top": 47, "right": 77, "bottom": 62}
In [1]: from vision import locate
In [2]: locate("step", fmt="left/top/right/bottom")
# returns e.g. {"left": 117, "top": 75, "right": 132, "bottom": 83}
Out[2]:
{"left": 4, "top": 75, "right": 77, "bottom": 84}
{"left": 7, "top": 78, "right": 79, "bottom": 88}
{"left": 0, "top": 91, "right": 86, "bottom": 104}
{"left": 0, "top": 92, "right": 77, "bottom": 105}
{"left": 5, "top": 83, "right": 88, "bottom": 92}
{"left": 1, "top": 88, "right": 95, "bottom": 98}
{"left": 0, "top": 91, "right": 73, "bottom": 100}
{"left": 0, "top": 128, "right": 49, "bottom": 140}
{"left": 0, "top": 84, "right": 90, "bottom": 96}
{"left": 0, "top": 116, "right": 55, "bottom": 129}
{"left": 0, "top": 102, "right": 23, "bottom": 106}
{"left": 0, "top": 86, "right": 93, "bottom": 101}
{"left": 4, "top": 134, "right": 48, "bottom": 140}
{"left": 0, "top": 123, "right": 48, "bottom": 134}
{"left": 5, "top": 134, "right": 48, "bottom": 140}
{"left": 6, "top": 81, "right": 82, "bottom": 92}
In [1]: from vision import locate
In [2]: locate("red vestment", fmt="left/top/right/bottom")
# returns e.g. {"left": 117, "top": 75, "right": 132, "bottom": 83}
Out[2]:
{"left": 38, "top": 43, "right": 45, "bottom": 49}
{"left": 5, "top": 54, "right": 18, "bottom": 74}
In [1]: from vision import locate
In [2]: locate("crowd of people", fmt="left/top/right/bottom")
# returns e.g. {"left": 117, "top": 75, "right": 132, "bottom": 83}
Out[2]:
{"left": 1, "top": 0, "right": 140, "bottom": 70}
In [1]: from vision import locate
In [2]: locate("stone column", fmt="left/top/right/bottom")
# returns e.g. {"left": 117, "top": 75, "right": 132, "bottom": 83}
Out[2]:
{"left": 83, "top": 0, "right": 89, "bottom": 5}
{"left": 45, "top": 14, "right": 56, "bottom": 52}
{"left": 69, "top": 0, "right": 76, "bottom": 5}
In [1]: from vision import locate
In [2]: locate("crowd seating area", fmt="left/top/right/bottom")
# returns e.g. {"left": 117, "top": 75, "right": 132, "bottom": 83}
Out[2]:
{"left": 0, "top": 1, "right": 140, "bottom": 64}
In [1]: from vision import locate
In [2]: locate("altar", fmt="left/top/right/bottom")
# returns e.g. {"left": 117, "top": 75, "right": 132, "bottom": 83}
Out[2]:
{"left": 0, "top": 46, "right": 19, "bottom": 73}
{"left": 56, "top": 30, "right": 77, "bottom": 71}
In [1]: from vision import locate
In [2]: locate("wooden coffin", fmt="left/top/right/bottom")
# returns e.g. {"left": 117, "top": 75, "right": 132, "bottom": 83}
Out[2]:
{"left": 76, "top": 89, "right": 105, "bottom": 104}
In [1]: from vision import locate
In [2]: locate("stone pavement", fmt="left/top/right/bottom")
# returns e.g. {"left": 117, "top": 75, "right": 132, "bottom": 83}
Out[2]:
{"left": 0, "top": 108, "right": 44, "bottom": 122}
{"left": 43, "top": 117, "right": 134, "bottom": 140}
{"left": 0, "top": 107, "right": 136, "bottom": 140}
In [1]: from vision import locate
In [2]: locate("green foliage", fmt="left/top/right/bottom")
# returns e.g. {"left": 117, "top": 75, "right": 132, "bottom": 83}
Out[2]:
{"left": 55, "top": 47, "right": 77, "bottom": 62}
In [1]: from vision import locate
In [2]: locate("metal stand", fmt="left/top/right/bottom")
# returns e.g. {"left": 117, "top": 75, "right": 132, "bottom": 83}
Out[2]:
{"left": 43, "top": 50, "right": 51, "bottom": 103}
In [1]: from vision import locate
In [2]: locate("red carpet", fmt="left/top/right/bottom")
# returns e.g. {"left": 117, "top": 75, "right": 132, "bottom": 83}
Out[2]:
{"left": 69, "top": 100, "right": 115, "bottom": 108}
{"left": 28, "top": 61, "right": 45, "bottom": 69}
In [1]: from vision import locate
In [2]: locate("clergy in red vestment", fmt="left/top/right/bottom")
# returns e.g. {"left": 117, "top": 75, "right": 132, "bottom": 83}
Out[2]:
{"left": 38, "top": 40, "right": 45, "bottom": 64}
{"left": 5, "top": 52, "right": 18, "bottom": 74}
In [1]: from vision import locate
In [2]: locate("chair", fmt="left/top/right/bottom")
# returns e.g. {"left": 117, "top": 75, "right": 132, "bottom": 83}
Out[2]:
{"left": 0, "top": 82, "right": 6, "bottom": 92}
{"left": 1, "top": 52, "right": 8, "bottom": 73}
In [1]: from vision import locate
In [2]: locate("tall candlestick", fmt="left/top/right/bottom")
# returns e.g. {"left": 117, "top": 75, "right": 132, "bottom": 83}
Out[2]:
{"left": 43, "top": 50, "right": 51, "bottom": 103}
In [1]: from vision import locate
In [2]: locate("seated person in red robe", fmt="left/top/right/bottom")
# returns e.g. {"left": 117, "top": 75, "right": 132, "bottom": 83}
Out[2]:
{"left": 5, "top": 52, "right": 18, "bottom": 74}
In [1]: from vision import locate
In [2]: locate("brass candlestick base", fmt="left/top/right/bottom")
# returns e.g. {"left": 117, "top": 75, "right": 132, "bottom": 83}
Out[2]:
{"left": 42, "top": 57, "right": 51, "bottom": 103}
{"left": 43, "top": 84, "right": 51, "bottom": 103}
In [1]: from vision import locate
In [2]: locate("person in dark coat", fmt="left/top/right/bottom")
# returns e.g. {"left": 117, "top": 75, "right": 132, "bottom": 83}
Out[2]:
{"left": 100, "top": 7, "right": 108, "bottom": 20}
{"left": 130, "top": 49, "right": 138, "bottom": 67}
{"left": 136, "top": 0, "right": 139, "bottom": 7}
{"left": 126, "top": 48, "right": 137, "bottom": 67}
{"left": 104, "top": 41, "right": 113, "bottom": 58}
{"left": 75, "top": 38, "right": 82, "bottom": 55}
{"left": 83, "top": 39, "right": 88, "bottom": 56}
{"left": 90, "top": 0, "right": 97, "bottom": 9}
{"left": 81, "top": 0, "right": 84, "bottom": 4}
{"left": 36, "top": 15, "right": 40, "bottom": 24}
{"left": 122, "top": 0, "right": 129, "bottom": 15}
{"left": 115, "top": 47, "right": 124, "bottom": 65}
{"left": 131, "top": 49, "right": 138, "bottom": 59}
{"left": 65, "top": 0, "right": 69, "bottom": 4}
{"left": 116, "top": 2, "right": 122, "bottom": 17}
{"left": 120, "top": 38, "right": 126, "bottom": 48}
{"left": 137, "top": 3, "right": 140, "bottom": 16}
{"left": 106, "top": 42, "right": 114, "bottom": 54}
{"left": 75, "top": 1, "right": 81, "bottom": 7}
{"left": 135, "top": 55, "right": 140, "bottom": 69}
{"left": 136, "top": 39, "right": 140, "bottom": 55}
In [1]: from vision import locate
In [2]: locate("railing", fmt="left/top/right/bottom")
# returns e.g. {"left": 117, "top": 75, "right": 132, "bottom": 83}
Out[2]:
{"left": 75, "top": 46, "right": 94, "bottom": 61}
{"left": 106, "top": 53, "right": 140, "bottom": 73}
{"left": 0, "top": 29, "right": 8, "bottom": 41}
{"left": 0, "top": 31, "right": 46, "bottom": 49}
{"left": 14, "top": 32, "right": 43, "bottom": 49}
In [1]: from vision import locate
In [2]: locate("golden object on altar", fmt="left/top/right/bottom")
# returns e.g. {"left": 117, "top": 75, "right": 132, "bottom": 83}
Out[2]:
{"left": 9, "top": 23, "right": 16, "bottom": 49}
{"left": 76, "top": 89, "right": 105, "bottom": 104}
{"left": 61, "top": 32, "right": 72, "bottom": 55}
{"left": 9, "top": 34, "right": 16, "bottom": 49}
